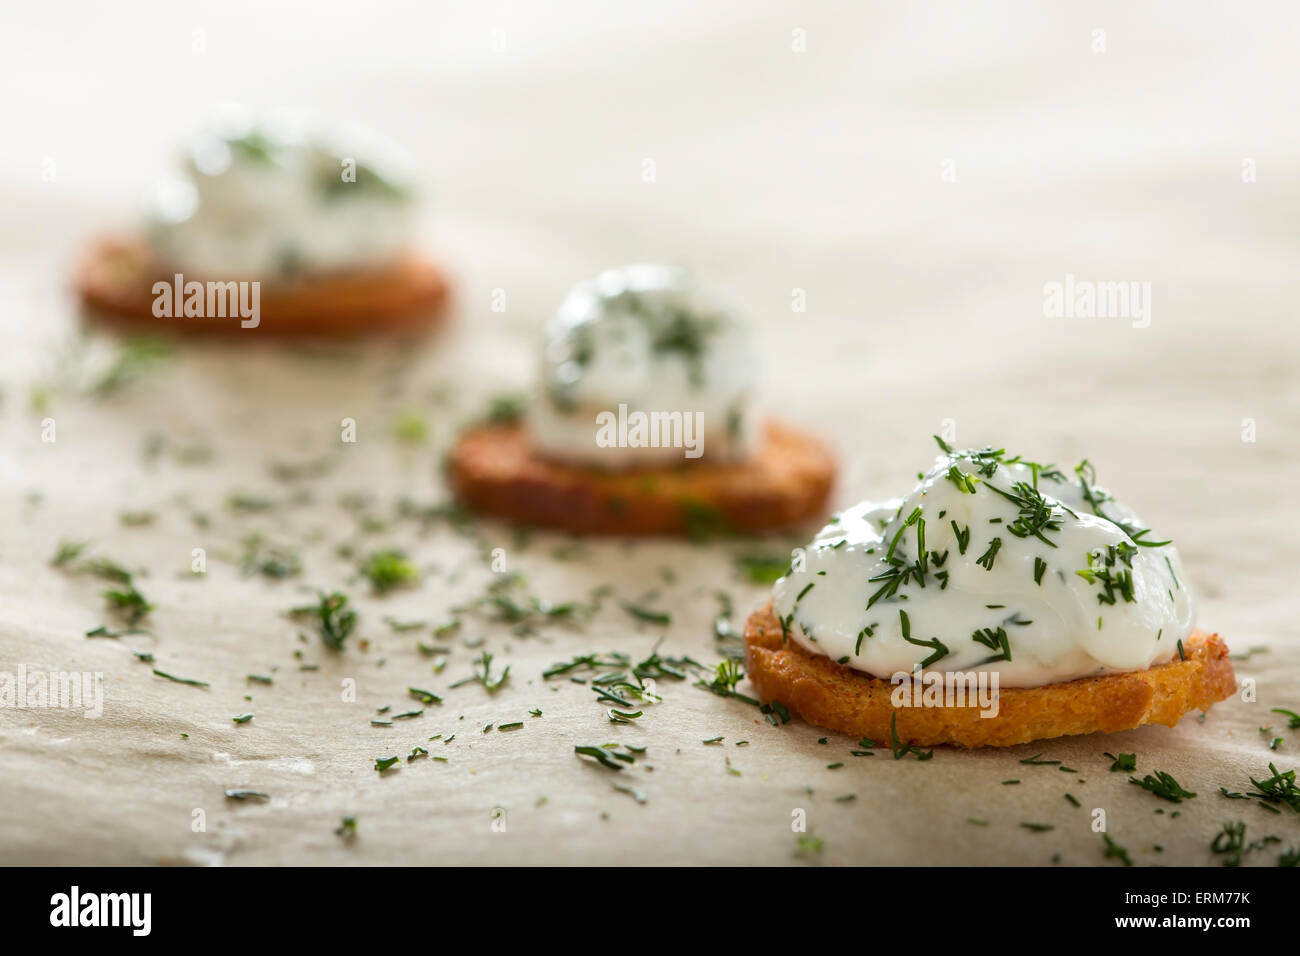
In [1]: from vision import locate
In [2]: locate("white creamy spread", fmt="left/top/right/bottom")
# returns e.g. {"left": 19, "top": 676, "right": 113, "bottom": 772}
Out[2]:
{"left": 772, "top": 441, "right": 1193, "bottom": 688}
{"left": 527, "top": 264, "right": 758, "bottom": 468}
{"left": 147, "top": 106, "right": 415, "bottom": 280}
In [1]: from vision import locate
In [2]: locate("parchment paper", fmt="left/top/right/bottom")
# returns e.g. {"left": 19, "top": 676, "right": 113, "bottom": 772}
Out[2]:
{"left": 1, "top": 0, "right": 1298, "bottom": 865}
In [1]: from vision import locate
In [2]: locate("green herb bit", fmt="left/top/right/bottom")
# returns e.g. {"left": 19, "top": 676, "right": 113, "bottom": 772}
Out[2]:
{"left": 85, "top": 624, "right": 150, "bottom": 639}
{"left": 983, "top": 480, "right": 1064, "bottom": 547}
{"left": 971, "top": 626, "right": 1011, "bottom": 662}
{"left": 575, "top": 745, "right": 624, "bottom": 771}
{"left": 1076, "top": 543, "right": 1138, "bottom": 605}
{"left": 153, "top": 669, "right": 209, "bottom": 688}
{"left": 1101, "top": 833, "right": 1132, "bottom": 866}
{"left": 944, "top": 464, "right": 979, "bottom": 494}
{"left": 975, "top": 537, "right": 1002, "bottom": 571}
{"left": 794, "top": 832, "right": 824, "bottom": 858}
{"left": 1271, "top": 708, "right": 1300, "bottom": 729}
{"left": 102, "top": 583, "right": 154, "bottom": 625}
{"left": 854, "top": 624, "right": 875, "bottom": 654}
{"left": 89, "top": 335, "right": 172, "bottom": 397}
{"left": 1248, "top": 763, "right": 1300, "bottom": 811}
{"left": 1129, "top": 770, "right": 1196, "bottom": 802}
{"left": 239, "top": 534, "right": 301, "bottom": 579}
{"left": 736, "top": 553, "right": 791, "bottom": 584}
{"left": 226, "top": 491, "right": 276, "bottom": 513}
{"left": 889, "top": 711, "right": 933, "bottom": 760}
{"left": 471, "top": 652, "right": 510, "bottom": 692}
{"left": 903, "top": 633, "right": 949, "bottom": 668}
{"left": 950, "top": 521, "right": 971, "bottom": 555}
{"left": 289, "top": 591, "right": 358, "bottom": 651}
{"left": 482, "top": 392, "right": 525, "bottom": 424}
{"left": 52, "top": 540, "right": 90, "bottom": 567}
{"left": 680, "top": 500, "right": 731, "bottom": 541}
{"left": 620, "top": 601, "right": 670, "bottom": 625}
{"left": 612, "top": 783, "right": 648, "bottom": 804}
{"left": 1075, "top": 459, "right": 1170, "bottom": 548}
{"left": 885, "top": 507, "right": 923, "bottom": 563}
{"left": 359, "top": 549, "right": 419, "bottom": 594}
{"left": 696, "top": 658, "right": 760, "bottom": 706}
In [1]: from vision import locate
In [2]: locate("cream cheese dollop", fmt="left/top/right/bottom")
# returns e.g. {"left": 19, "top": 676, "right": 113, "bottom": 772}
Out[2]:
{"left": 527, "top": 264, "right": 758, "bottom": 469}
{"left": 147, "top": 106, "right": 416, "bottom": 280}
{"left": 771, "top": 443, "right": 1193, "bottom": 688}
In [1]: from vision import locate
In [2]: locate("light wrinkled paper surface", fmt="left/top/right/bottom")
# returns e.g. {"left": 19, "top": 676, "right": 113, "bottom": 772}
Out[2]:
{"left": 2, "top": 1, "right": 1299, "bottom": 866}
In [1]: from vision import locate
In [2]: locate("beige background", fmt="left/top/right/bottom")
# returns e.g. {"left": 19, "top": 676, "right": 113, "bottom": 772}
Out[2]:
{"left": 1, "top": 1, "right": 1298, "bottom": 865}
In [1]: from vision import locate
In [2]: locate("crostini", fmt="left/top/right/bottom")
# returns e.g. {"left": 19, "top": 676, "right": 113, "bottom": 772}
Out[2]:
{"left": 449, "top": 264, "right": 835, "bottom": 535}
{"left": 76, "top": 106, "right": 450, "bottom": 336}
{"left": 743, "top": 437, "right": 1236, "bottom": 747}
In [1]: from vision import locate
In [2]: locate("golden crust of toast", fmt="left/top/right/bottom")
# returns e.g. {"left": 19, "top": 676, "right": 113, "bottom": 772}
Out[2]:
{"left": 75, "top": 236, "right": 450, "bottom": 338}
{"left": 448, "top": 419, "right": 835, "bottom": 536}
{"left": 743, "top": 599, "right": 1237, "bottom": 747}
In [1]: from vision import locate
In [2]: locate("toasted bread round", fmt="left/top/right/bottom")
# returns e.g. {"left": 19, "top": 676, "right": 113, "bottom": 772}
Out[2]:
{"left": 75, "top": 236, "right": 450, "bottom": 337}
{"left": 744, "top": 599, "right": 1237, "bottom": 747}
{"left": 448, "top": 419, "right": 835, "bottom": 536}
